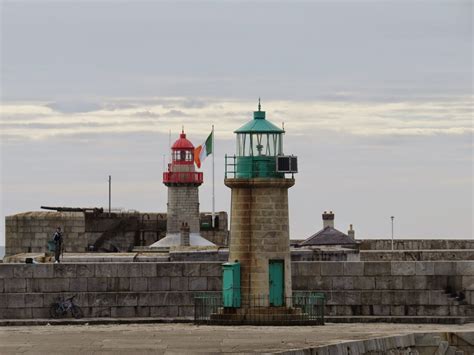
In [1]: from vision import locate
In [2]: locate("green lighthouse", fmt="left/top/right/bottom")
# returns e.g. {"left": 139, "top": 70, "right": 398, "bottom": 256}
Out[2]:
{"left": 224, "top": 100, "right": 297, "bottom": 313}
{"left": 233, "top": 99, "right": 286, "bottom": 179}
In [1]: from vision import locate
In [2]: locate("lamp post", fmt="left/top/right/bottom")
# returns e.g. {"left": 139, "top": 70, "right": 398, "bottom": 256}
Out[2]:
{"left": 108, "top": 175, "right": 111, "bottom": 216}
{"left": 391, "top": 216, "right": 395, "bottom": 251}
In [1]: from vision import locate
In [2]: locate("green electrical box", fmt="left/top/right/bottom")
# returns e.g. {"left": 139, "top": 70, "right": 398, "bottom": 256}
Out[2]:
{"left": 222, "top": 261, "right": 241, "bottom": 308}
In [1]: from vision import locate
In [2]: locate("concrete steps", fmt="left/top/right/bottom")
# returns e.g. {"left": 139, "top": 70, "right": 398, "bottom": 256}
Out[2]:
{"left": 209, "top": 306, "right": 313, "bottom": 323}
{"left": 218, "top": 306, "right": 303, "bottom": 315}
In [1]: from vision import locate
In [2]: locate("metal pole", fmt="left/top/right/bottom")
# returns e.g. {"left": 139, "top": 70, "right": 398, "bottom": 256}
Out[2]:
{"left": 391, "top": 216, "right": 394, "bottom": 251}
{"left": 108, "top": 175, "right": 111, "bottom": 216}
{"left": 211, "top": 125, "right": 215, "bottom": 228}
{"left": 168, "top": 130, "right": 171, "bottom": 163}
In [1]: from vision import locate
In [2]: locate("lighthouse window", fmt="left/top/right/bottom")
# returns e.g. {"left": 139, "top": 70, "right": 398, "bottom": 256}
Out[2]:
{"left": 172, "top": 150, "right": 193, "bottom": 162}
{"left": 247, "top": 133, "right": 281, "bottom": 156}
{"left": 255, "top": 134, "right": 263, "bottom": 155}
{"left": 172, "top": 150, "right": 192, "bottom": 162}
{"left": 237, "top": 133, "right": 251, "bottom": 156}
{"left": 236, "top": 135, "right": 242, "bottom": 156}
{"left": 236, "top": 133, "right": 282, "bottom": 156}
{"left": 185, "top": 151, "right": 193, "bottom": 161}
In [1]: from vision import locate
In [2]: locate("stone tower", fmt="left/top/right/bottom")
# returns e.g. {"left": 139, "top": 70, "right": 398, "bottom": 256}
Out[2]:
{"left": 225, "top": 102, "right": 297, "bottom": 307}
{"left": 151, "top": 130, "right": 214, "bottom": 247}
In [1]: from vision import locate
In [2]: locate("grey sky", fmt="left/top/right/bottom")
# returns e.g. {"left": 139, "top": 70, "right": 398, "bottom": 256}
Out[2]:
{"left": 0, "top": 0, "right": 472, "bottom": 247}
{"left": 2, "top": 1, "right": 471, "bottom": 100}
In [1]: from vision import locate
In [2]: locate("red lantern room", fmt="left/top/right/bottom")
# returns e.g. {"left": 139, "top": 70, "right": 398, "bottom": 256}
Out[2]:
{"left": 163, "top": 130, "right": 203, "bottom": 185}
{"left": 171, "top": 131, "right": 194, "bottom": 165}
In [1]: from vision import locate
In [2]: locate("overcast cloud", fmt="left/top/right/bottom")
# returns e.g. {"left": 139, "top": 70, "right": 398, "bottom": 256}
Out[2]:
{"left": 0, "top": 1, "right": 472, "bottom": 248}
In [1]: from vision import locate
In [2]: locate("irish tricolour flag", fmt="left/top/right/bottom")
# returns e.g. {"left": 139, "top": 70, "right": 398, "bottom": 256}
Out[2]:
{"left": 194, "top": 131, "right": 213, "bottom": 168}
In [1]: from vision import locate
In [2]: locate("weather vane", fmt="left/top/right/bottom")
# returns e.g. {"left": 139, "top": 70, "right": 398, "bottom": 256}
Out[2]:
{"left": 258, "top": 97, "right": 261, "bottom": 111}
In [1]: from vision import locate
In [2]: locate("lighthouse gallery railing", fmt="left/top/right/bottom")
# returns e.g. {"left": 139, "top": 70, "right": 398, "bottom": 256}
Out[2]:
{"left": 225, "top": 155, "right": 284, "bottom": 179}
{"left": 163, "top": 172, "right": 203, "bottom": 184}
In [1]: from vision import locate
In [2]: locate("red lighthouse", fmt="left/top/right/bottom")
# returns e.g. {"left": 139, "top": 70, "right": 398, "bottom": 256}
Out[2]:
{"left": 152, "top": 130, "right": 214, "bottom": 247}
{"left": 163, "top": 130, "right": 203, "bottom": 185}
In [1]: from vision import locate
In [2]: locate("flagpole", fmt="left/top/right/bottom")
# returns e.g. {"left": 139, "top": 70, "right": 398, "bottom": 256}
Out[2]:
{"left": 168, "top": 130, "right": 171, "bottom": 163}
{"left": 212, "top": 125, "right": 215, "bottom": 228}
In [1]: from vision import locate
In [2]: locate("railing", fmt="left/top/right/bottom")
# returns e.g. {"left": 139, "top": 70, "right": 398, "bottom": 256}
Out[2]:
{"left": 224, "top": 155, "right": 237, "bottom": 179}
{"left": 224, "top": 155, "right": 284, "bottom": 179}
{"left": 194, "top": 292, "right": 325, "bottom": 325}
{"left": 163, "top": 172, "right": 203, "bottom": 184}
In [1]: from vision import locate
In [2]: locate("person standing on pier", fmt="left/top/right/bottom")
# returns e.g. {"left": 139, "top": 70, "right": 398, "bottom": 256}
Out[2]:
{"left": 53, "top": 227, "right": 63, "bottom": 263}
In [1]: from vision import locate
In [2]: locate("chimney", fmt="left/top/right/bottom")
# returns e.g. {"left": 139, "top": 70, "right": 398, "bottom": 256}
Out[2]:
{"left": 180, "top": 222, "right": 190, "bottom": 246}
{"left": 322, "top": 211, "right": 334, "bottom": 228}
{"left": 348, "top": 224, "right": 355, "bottom": 239}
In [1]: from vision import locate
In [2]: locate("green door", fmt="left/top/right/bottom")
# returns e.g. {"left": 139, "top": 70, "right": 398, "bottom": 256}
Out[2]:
{"left": 269, "top": 260, "right": 284, "bottom": 306}
{"left": 222, "top": 262, "right": 241, "bottom": 307}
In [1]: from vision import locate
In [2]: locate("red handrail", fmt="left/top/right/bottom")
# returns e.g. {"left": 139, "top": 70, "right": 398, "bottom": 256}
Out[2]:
{"left": 163, "top": 172, "right": 203, "bottom": 184}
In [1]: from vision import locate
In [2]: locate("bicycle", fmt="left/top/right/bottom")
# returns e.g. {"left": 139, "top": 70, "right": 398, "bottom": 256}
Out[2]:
{"left": 49, "top": 295, "right": 84, "bottom": 319}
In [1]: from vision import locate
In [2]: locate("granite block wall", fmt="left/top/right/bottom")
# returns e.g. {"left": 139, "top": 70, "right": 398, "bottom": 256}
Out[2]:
{"left": 359, "top": 240, "right": 474, "bottom": 251}
{"left": 0, "top": 262, "right": 222, "bottom": 319}
{"left": 5, "top": 212, "right": 86, "bottom": 257}
{"left": 0, "top": 261, "right": 472, "bottom": 320}
{"left": 200, "top": 211, "right": 229, "bottom": 246}
{"left": 5, "top": 211, "right": 229, "bottom": 256}
{"left": 360, "top": 250, "right": 474, "bottom": 261}
{"left": 292, "top": 261, "right": 474, "bottom": 318}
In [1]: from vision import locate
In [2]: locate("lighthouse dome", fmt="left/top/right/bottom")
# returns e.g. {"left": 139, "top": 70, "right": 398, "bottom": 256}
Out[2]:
{"left": 172, "top": 131, "right": 194, "bottom": 150}
{"left": 164, "top": 130, "right": 202, "bottom": 182}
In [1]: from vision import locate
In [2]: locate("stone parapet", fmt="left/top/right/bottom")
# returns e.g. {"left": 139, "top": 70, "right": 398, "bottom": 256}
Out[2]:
{"left": 361, "top": 250, "right": 474, "bottom": 261}
{"left": 5, "top": 212, "right": 86, "bottom": 256}
{"left": 359, "top": 239, "right": 474, "bottom": 251}
{"left": 5, "top": 211, "right": 229, "bottom": 256}
{"left": 0, "top": 261, "right": 472, "bottom": 320}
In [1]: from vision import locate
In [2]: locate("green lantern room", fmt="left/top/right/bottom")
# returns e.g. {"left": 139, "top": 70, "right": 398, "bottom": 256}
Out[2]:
{"left": 234, "top": 101, "right": 284, "bottom": 178}
{"left": 226, "top": 100, "right": 297, "bottom": 179}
